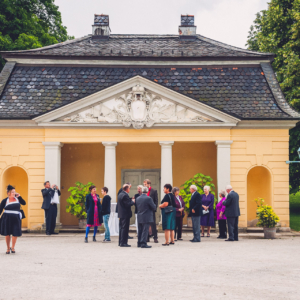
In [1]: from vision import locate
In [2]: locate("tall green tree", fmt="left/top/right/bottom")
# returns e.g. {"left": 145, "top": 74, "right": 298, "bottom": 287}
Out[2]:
{"left": 0, "top": 0, "right": 73, "bottom": 69}
{"left": 246, "top": 0, "right": 300, "bottom": 193}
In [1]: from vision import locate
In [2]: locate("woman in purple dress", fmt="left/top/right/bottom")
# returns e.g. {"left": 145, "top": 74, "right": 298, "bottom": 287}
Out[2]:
{"left": 200, "top": 186, "right": 215, "bottom": 237}
{"left": 216, "top": 190, "right": 227, "bottom": 239}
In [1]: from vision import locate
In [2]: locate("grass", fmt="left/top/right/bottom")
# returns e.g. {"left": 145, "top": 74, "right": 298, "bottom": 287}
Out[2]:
{"left": 290, "top": 213, "right": 300, "bottom": 232}
{"left": 290, "top": 192, "right": 300, "bottom": 231}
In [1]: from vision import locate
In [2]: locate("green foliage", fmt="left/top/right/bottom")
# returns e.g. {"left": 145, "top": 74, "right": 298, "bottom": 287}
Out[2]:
{"left": 246, "top": 0, "right": 300, "bottom": 192}
{"left": 289, "top": 191, "right": 300, "bottom": 231}
{"left": 289, "top": 124, "right": 300, "bottom": 193}
{"left": 179, "top": 173, "right": 217, "bottom": 213}
{"left": 255, "top": 198, "right": 280, "bottom": 228}
{"left": 0, "top": 0, "right": 74, "bottom": 69}
{"left": 246, "top": 0, "right": 300, "bottom": 109}
{"left": 290, "top": 190, "right": 300, "bottom": 213}
{"left": 65, "top": 182, "right": 94, "bottom": 220}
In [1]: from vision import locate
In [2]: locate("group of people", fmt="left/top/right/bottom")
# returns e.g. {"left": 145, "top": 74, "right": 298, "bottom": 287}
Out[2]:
{"left": 0, "top": 177, "right": 240, "bottom": 253}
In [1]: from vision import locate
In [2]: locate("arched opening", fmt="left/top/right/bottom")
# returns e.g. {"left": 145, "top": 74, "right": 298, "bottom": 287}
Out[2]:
{"left": 2, "top": 167, "right": 29, "bottom": 228}
{"left": 247, "top": 166, "right": 272, "bottom": 227}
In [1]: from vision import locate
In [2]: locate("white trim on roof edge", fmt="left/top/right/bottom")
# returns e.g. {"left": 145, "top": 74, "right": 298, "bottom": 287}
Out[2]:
{"left": 7, "top": 58, "right": 271, "bottom": 66}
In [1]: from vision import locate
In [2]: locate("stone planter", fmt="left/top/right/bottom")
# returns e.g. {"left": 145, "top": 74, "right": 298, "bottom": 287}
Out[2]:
{"left": 263, "top": 227, "right": 276, "bottom": 239}
{"left": 187, "top": 217, "right": 193, "bottom": 228}
{"left": 79, "top": 219, "right": 87, "bottom": 229}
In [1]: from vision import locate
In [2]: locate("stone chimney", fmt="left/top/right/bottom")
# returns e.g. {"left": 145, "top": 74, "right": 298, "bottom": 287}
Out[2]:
{"left": 92, "top": 14, "right": 110, "bottom": 38}
{"left": 179, "top": 15, "right": 196, "bottom": 39}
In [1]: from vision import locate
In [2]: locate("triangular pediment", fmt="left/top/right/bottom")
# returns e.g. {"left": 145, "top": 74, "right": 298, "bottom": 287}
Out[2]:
{"left": 34, "top": 76, "right": 240, "bottom": 128}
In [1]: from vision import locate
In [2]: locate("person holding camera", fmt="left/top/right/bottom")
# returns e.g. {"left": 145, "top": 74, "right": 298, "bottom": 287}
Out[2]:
{"left": 41, "top": 181, "right": 61, "bottom": 236}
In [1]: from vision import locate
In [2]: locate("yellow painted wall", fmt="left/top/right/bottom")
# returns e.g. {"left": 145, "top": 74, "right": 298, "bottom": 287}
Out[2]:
{"left": 0, "top": 129, "right": 45, "bottom": 230}
{"left": 231, "top": 129, "right": 289, "bottom": 227}
{"left": 60, "top": 143, "right": 105, "bottom": 226}
{"left": 2, "top": 166, "right": 29, "bottom": 228}
{"left": 0, "top": 127, "right": 290, "bottom": 229}
{"left": 247, "top": 166, "right": 272, "bottom": 226}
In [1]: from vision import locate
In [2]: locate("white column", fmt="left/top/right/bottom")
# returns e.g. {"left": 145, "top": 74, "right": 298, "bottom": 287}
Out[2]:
{"left": 42, "top": 142, "right": 64, "bottom": 227}
{"left": 102, "top": 142, "right": 118, "bottom": 203}
{"left": 159, "top": 141, "right": 174, "bottom": 200}
{"left": 215, "top": 140, "right": 233, "bottom": 194}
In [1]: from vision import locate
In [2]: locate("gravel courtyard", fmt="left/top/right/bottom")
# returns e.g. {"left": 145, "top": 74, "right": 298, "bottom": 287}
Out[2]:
{"left": 1, "top": 232, "right": 299, "bottom": 300}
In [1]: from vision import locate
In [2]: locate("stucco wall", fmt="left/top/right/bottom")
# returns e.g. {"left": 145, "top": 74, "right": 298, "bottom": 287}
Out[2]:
{"left": 0, "top": 128, "right": 290, "bottom": 229}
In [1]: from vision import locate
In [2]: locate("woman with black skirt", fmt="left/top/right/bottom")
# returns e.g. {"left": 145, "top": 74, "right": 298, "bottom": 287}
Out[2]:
{"left": 159, "top": 184, "right": 176, "bottom": 246}
{"left": 0, "top": 185, "right": 26, "bottom": 254}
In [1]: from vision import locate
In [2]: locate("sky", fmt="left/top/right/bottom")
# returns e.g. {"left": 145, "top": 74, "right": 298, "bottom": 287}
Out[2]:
{"left": 54, "top": 0, "right": 269, "bottom": 49}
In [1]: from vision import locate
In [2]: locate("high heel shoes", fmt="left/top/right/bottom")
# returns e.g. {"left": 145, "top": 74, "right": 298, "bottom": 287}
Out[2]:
{"left": 10, "top": 248, "right": 15, "bottom": 254}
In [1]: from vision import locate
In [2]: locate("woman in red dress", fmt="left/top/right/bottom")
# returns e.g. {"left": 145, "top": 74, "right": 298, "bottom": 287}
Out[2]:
{"left": 85, "top": 185, "right": 103, "bottom": 243}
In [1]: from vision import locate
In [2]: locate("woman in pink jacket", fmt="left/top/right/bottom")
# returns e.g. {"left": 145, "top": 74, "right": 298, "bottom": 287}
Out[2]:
{"left": 216, "top": 190, "right": 227, "bottom": 239}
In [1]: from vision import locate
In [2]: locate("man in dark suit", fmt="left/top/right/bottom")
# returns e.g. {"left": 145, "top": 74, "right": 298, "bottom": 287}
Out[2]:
{"left": 188, "top": 185, "right": 202, "bottom": 242}
{"left": 116, "top": 182, "right": 134, "bottom": 239}
{"left": 118, "top": 184, "right": 135, "bottom": 247}
{"left": 223, "top": 185, "right": 240, "bottom": 242}
{"left": 143, "top": 179, "right": 159, "bottom": 243}
{"left": 136, "top": 186, "right": 156, "bottom": 248}
{"left": 41, "top": 181, "right": 61, "bottom": 236}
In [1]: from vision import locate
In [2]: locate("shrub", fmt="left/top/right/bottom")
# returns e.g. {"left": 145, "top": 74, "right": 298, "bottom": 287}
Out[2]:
{"left": 66, "top": 182, "right": 94, "bottom": 220}
{"left": 290, "top": 191, "right": 300, "bottom": 214}
{"left": 255, "top": 198, "right": 280, "bottom": 228}
{"left": 179, "top": 173, "right": 217, "bottom": 213}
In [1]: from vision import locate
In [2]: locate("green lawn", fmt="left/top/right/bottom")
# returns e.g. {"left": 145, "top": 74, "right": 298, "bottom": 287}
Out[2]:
{"left": 290, "top": 193, "right": 300, "bottom": 231}
{"left": 290, "top": 213, "right": 300, "bottom": 232}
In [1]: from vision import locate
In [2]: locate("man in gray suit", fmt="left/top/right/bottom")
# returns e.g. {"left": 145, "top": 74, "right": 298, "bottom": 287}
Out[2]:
{"left": 223, "top": 185, "right": 240, "bottom": 242}
{"left": 136, "top": 186, "right": 156, "bottom": 248}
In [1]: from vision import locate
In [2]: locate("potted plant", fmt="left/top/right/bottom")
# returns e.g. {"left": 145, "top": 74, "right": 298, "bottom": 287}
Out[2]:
{"left": 66, "top": 181, "right": 94, "bottom": 228}
{"left": 255, "top": 198, "right": 280, "bottom": 239}
{"left": 179, "top": 173, "right": 217, "bottom": 228}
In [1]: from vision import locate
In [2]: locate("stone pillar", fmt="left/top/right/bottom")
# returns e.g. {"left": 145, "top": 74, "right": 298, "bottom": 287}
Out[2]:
{"left": 215, "top": 140, "right": 233, "bottom": 194}
{"left": 42, "top": 142, "right": 64, "bottom": 228}
{"left": 159, "top": 141, "right": 174, "bottom": 201}
{"left": 102, "top": 142, "right": 118, "bottom": 203}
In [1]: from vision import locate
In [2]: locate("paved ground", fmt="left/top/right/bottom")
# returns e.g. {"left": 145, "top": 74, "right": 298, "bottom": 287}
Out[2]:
{"left": 1, "top": 232, "right": 300, "bottom": 300}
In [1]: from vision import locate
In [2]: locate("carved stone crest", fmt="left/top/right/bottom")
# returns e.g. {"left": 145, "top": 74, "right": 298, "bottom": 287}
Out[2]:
{"left": 62, "top": 84, "right": 213, "bottom": 128}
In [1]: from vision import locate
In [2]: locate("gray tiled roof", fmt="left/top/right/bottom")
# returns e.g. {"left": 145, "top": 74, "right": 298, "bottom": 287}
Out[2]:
{"left": 0, "top": 35, "right": 274, "bottom": 58}
{"left": 0, "top": 65, "right": 296, "bottom": 120}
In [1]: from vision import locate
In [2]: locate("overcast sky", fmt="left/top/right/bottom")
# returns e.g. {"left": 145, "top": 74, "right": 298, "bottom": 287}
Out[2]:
{"left": 55, "top": 0, "right": 269, "bottom": 49}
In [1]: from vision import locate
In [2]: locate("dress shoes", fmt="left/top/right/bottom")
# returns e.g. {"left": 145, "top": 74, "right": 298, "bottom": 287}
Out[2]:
{"left": 128, "top": 236, "right": 134, "bottom": 239}
{"left": 93, "top": 236, "right": 96, "bottom": 242}
{"left": 120, "top": 244, "right": 131, "bottom": 247}
{"left": 189, "top": 239, "right": 195, "bottom": 242}
{"left": 190, "top": 240, "right": 200, "bottom": 243}
{"left": 137, "top": 243, "right": 141, "bottom": 248}
{"left": 154, "top": 238, "right": 158, "bottom": 243}
{"left": 46, "top": 233, "right": 51, "bottom": 236}
{"left": 141, "top": 245, "right": 152, "bottom": 248}
{"left": 51, "top": 232, "right": 59, "bottom": 235}
{"left": 84, "top": 237, "right": 88, "bottom": 243}
{"left": 225, "top": 239, "right": 234, "bottom": 242}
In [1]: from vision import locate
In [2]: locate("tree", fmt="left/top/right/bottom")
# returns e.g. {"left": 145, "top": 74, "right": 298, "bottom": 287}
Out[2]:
{"left": 0, "top": 0, "right": 73, "bottom": 69}
{"left": 246, "top": 0, "right": 300, "bottom": 193}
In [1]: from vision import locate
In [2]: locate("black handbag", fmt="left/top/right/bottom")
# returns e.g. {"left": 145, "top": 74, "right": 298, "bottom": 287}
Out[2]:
{"left": 164, "top": 194, "right": 174, "bottom": 214}
{"left": 20, "top": 206, "right": 26, "bottom": 219}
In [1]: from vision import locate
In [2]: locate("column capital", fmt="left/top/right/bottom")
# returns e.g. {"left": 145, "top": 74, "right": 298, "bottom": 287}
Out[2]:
{"left": 102, "top": 141, "right": 118, "bottom": 147}
{"left": 159, "top": 141, "right": 174, "bottom": 147}
{"left": 42, "top": 142, "right": 64, "bottom": 148}
{"left": 215, "top": 140, "right": 233, "bottom": 147}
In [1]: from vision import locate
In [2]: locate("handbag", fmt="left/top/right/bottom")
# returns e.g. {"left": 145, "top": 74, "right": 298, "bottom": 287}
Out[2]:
{"left": 20, "top": 208, "right": 26, "bottom": 219}
{"left": 164, "top": 194, "right": 174, "bottom": 214}
{"left": 202, "top": 209, "right": 209, "bottom": 215}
